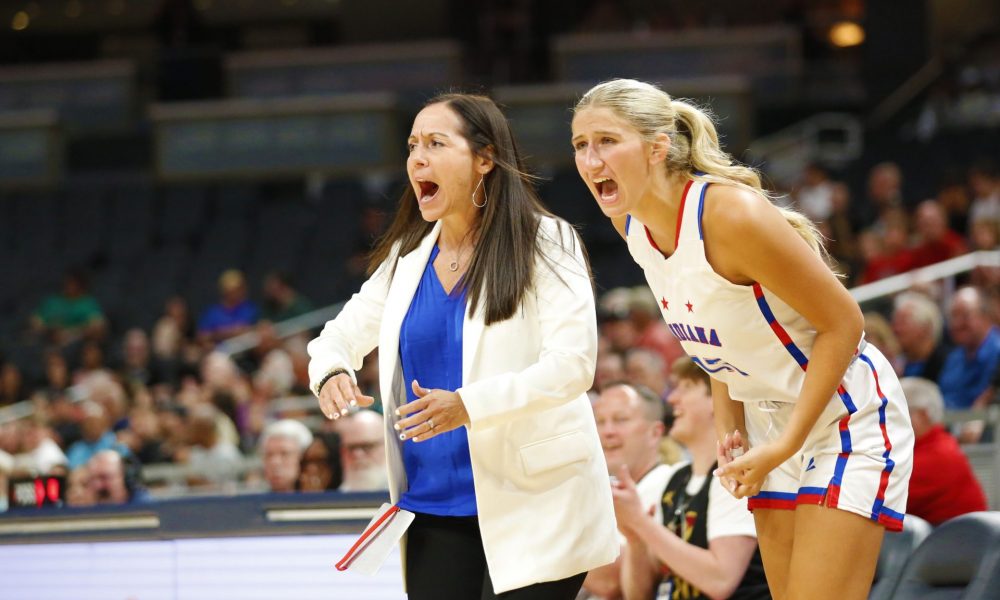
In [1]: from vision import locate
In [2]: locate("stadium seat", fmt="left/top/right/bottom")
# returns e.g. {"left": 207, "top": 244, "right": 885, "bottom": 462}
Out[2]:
{"left": 869, "top": 514, "right": 933, "bottom": 600}
{"left": 887, "top": 511, "right": 1000, "bottom": 600}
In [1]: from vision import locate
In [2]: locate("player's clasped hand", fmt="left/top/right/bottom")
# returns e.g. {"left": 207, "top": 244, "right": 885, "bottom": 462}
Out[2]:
{"left": 715, "top": 430, "right": 747, "bottom": 495}
{"left": 715, "top": 436, "right": 789, "bottom": 499}
{"left": 318, "top": 372, "right": 375, "bottom": 419}
{"left": 395, "top": 380, "right": 470, "bottom": 442}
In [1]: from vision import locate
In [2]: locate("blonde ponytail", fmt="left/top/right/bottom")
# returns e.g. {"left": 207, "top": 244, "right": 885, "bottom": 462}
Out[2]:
{"left": 576, "top": 79, "right": 830, "bottom": 265}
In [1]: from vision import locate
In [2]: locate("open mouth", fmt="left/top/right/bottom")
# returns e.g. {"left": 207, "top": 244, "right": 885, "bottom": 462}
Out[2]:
{"left": 594, "top": 177, "right": 619, "bottom": 203}
{"left": 417, "top": 180, "right": 440, "bottom": 204}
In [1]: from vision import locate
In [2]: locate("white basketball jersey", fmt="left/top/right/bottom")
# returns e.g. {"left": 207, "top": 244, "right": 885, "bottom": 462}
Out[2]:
{"left": 625, "top": 179, "right": 831, "bottom": 405}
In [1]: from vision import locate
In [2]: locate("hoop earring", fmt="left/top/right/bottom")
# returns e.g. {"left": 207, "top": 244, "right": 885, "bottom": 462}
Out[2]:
{"left": 472, "top": 176, "right": 487, "bottom": 208}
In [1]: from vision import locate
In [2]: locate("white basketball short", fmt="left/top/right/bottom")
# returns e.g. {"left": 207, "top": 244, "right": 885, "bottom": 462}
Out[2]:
{"left": 744, "top": 347, "right": 914, "bottom": 531}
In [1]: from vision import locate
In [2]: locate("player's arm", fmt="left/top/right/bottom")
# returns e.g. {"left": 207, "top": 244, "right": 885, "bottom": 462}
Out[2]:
{"left": 705, "top": 187, "right": 863, "bottom": 485}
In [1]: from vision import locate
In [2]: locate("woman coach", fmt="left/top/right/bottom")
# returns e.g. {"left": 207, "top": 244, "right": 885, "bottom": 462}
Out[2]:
{"left": 307, "top": 93, "right": 617, "bottom": 599}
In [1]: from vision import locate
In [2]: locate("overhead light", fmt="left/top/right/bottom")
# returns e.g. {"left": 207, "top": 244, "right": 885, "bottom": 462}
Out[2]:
{"left": 195, "top": 0, "right": 213, "bottom": 10}
{"left": 11, "top": 10, "right": 30, "bottom": 30}
{"left": 107, "top": 0, "right": 125, "bottom": 15}
{"left": 829, "top": 21, "right": 865, "bottom": 48}
{"left": 66, "top": 0, "right": 82, "bottom": 18}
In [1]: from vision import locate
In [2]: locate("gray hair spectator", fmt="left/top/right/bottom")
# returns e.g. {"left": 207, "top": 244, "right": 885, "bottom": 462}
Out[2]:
{"left": 939, "top": 286, "right": 1000, "bottom": 442}
{"left": 86, "top": 450, "right": 147, "bottom": 505}
{"left": 892, "top": 291, "right": 948, "bottom": 381}
{"left": 259, "top": 419, "right": 312, "bottom": 493}
{"left": 334, "top": 410, "right": 387, "bottom": 492}
{"left": 901, "top": 377, "right": 987, "bottom": 525}
{"left": 66, "top": 401, "right": 121, "bottom": 470}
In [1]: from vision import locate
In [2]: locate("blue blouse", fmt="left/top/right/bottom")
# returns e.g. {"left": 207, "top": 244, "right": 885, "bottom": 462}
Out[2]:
{"left": 396, "top": 245, "right": 478, "bottom": 516}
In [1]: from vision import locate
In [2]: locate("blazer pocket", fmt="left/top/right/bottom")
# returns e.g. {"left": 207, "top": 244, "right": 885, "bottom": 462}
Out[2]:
{"left": 519, "top": 430, "right": 590, "bottom": 477}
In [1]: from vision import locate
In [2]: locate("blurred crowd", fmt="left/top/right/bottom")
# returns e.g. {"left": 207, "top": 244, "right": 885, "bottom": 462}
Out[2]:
{"left": 0, "top": 158, "right": 996, "bottom": 530}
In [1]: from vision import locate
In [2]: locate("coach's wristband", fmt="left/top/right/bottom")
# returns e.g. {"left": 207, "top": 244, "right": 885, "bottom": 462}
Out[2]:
{"left": 316, "top": 368, "right": 349, "bottom": 396}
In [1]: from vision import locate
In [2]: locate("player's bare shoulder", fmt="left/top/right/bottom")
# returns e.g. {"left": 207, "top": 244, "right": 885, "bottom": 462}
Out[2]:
{"left": 701, "top": 184, "right": 777, "bottom": 243}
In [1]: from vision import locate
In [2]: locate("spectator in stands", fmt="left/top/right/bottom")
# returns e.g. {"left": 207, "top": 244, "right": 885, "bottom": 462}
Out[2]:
{"left": 297, "top": 431, "right": 343, "bottom": 492}
{"left": 0, "top": 361, "right": 26, "bottom": 406}
{"left": 197, "top": 269, "right": 259, "bottom": 345}
{"left": 78, "top": 341, "right": 109, "bottom": 381}
{"left": 86, "top": 450, "right": 148, "bottom": 505}
{"left": 0, "top": 449, "right": 12, "bottom": 511}
{"left": 82, "top": 371, "right": 129, "bottom": 432}
{"left": 892, "top": 291, "right": 949, "bottom": 380}
{"left": 939, "top": 286, "right": 1000, "bottom": 411}
{"left": 594, "top": 350, "right": 626, "bottom": 393}
{"left": 334, "top": 410, "right": 387, "bottom": 492}
{"left": 909, "top": 199, "right": 968, "bottom": 270}
{"left": 864, "top": 312, "right": 903, "bottom": 374}
{"left": 259, "top": 419, "right": 312, "bottom": 493}
{"left": 939, "top": 286, "right": 1000, "bottom": 443}
{"left": 29, "top": 269, "right": 107, "bottom": 346}
{"left": 46, "top": 392, "right": 81, "bottom": 450}
{"left": 793, "top": 163, "right": 835, "bottom": 223}
{"left": 118, "top": 406, "right": 168, "bottom": 465}
{"left": 599, "top": 288, "right": 640, "bottom": 354}
{"left": 185, "top": 403, "right": 243, "bottom": 485}
{"left": 583, "top": 383, "right": 675, "bottom": 600}
{"left": 41, "top": 350, "right": 70, "bottom": 398}
{"left": 819, "top": 182, "right": 859, "bottom": 280}
{"left": 66, "top": 401, "right": 124, "bottom": 469}
{"left": 152, "top": 295, "right": 195, "bottom": 365}
{"left": 248, "top": 321, "right": 296, "bottom": 400}
{"left": 65, "top": 463, "right": 94, "bottom": 507}
{"left": 118, "top": 328, "right": 167, "bottom": 390}
{"left": 856, "top": 161, "right": 904, "bottom": 231}
{"left": 902, "top": 377, "right": 987, "bottom": 525}
{"left": 261, "top": 271, "right": 314, "bottom": 323}
{"left": 968, "top": 158, "right": 1000, "bottom": 228}
{"left": 970, "top": 218, "right": 1000, "bottom": 289}
{"left": 624, "top": 348, "right": 670, "bottom": 399}
{"left": 12, "top": 418, "right": 67, "bottom": 476}
{"left": 611, "top": 358, "right": 769, "bottom": 599}
{"left": 153, "top": 403, "right": 187, "bottom": 464}
{"left": 858, "top": 208, "right": 913, "bottom": 284}
{"left": 200, "top": 351, "right": 251, "bottom": 409}
{"left": 935, "top": 167, "right": 971, "bottom": 233}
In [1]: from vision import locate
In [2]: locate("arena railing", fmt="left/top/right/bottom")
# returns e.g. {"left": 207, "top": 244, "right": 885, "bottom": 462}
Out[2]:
{"left": 213, "top": 249, "right": 1000, "bottom": 358}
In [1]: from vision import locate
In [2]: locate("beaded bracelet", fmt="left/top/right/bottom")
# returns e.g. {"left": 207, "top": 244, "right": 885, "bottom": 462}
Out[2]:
{"left": 316, "top": 368, "right": 349, "bottom": 396}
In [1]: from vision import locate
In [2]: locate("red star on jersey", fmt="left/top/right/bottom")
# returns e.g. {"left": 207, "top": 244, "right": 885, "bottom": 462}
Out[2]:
{"left": 685, "top": 300, "right": 694, "bottom": 312}
{"left": 660, "top": 297, "right": 669, "bottom": 310}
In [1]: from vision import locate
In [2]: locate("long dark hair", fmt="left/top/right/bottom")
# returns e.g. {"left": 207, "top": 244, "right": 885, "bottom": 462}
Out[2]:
{"left": 369, "top": 93, "right": 589, "bottom": 325}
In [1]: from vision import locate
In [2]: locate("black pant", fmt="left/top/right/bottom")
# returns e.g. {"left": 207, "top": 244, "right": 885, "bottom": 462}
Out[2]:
{"left": 404, "top": 513, "right": 587, "bottom": 600}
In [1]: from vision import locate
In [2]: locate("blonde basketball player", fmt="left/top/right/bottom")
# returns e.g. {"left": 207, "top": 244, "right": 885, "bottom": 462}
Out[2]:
{"left": 571, "top": 78, "right": 913, "bottom": 600}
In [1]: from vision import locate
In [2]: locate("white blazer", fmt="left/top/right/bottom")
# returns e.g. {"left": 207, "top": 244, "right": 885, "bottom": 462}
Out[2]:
{"left": 308, "top": 216, "right": 618, "bottom": 593}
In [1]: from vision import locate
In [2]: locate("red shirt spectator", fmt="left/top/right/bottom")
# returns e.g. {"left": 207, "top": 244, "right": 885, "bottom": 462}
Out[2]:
{"left": 902, "top": 377, "right": 987, "bottom": 526}
{"left": 909, "top": 199, "right": 968, "bottom": 269}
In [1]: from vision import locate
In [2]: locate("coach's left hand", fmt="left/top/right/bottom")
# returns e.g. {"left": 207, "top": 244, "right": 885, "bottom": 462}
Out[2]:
{"left": 395, "top": 380, "right": 470, "bottom": 442}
